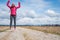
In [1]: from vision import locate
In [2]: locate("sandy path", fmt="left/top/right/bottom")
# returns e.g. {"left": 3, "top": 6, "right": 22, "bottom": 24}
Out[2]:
{"left": 0, "top": 27, "right": 60, "bottom": 40}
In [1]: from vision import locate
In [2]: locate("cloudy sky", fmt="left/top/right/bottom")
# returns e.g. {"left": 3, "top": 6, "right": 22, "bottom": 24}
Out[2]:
{"left": 0, "top": 0, "right": 60, "bottom": 25}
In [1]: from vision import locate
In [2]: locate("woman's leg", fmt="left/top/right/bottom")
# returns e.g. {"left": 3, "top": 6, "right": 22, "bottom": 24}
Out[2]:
{"left": 14, "top": 16, "right": 16, "bottom": 29}
{"left": 10, "top": 16, "right": 12, "bottom": 29}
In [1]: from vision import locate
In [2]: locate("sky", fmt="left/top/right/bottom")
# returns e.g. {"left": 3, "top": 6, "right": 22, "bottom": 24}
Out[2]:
{"left": 0, "top": 0, "right": 60, "bottom": 25}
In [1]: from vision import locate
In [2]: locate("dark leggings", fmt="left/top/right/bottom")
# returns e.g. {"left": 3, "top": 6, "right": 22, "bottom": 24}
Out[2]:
{"left": 10, "top": 16, "right": 16, "bottom": 29}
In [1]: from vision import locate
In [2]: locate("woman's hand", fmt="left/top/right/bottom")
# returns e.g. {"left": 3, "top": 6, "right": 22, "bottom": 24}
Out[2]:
{"left": 8, "top": 0, "right": 10, "bottom": 1}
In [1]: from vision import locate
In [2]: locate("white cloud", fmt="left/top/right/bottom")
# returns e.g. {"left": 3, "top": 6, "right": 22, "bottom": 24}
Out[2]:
{"left": 0, "top": 19, "right": 9, "bottom": 25}
{"left": 45, "top": 9, "right": 59, "bottom": 17}
{"left": 17, "top": 9, "right": 39, "bottom": 19}
{"left": 25, "top": 10, "right": 38, "bottom": 18}
{"left": 17, "top": 15, "right": 59, "bottom": 25}
{"left": 17, "top": 17, "right": 33, "bottom": 25}
{"left": 16, "top": 9, "right": 60, "bottom": 25}
{"left": 47, "top": 10, "right": 56, "bottom": 15}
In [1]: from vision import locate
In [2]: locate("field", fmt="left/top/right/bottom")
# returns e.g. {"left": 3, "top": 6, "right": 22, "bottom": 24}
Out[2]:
{"left": 0, "top": 26, "right": 60, "bottom": 40}
{"left": 21, "top": 26, "right": 60, "bottom": 35}
{"left": 0, "top": 26, "right": 9, "bottom": 32}
{"left": 0, "top": 26, "right": 60, "bottom": 35}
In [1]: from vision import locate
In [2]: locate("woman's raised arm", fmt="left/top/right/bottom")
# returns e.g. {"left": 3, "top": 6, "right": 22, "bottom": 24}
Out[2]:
{"left": 7, "top": 0, "right": 11, "bottom": 8}
{"left": 16, "top": 2, "right": 21, "bottom": 9}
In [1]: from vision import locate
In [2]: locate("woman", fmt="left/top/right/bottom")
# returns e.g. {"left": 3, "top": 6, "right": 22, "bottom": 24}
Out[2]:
{"left": 7, "top": 0, "right": 20, "bottom": 30}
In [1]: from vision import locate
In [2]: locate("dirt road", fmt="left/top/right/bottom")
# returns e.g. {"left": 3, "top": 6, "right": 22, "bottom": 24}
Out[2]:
{"left": 0, "top": 27, "right": 60, "bottom": 40}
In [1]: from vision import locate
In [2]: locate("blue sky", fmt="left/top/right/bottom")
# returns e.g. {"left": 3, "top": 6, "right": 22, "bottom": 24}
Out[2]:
{"left": 0, "top": 0, "right": 60, "bottom": 25}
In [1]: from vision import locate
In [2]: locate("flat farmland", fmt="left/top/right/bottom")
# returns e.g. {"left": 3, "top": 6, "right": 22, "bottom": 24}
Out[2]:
{"left": 0, "top": 26, "right": 60, "bottom": 40}
{"left": 0, "top": 26, "right": 60, "bottom": 35}
{"left": 0, "top": 26, "right": 9, "bottom": 32}
{"left": 21, "top": 26, "right": 60, "bottom": 35}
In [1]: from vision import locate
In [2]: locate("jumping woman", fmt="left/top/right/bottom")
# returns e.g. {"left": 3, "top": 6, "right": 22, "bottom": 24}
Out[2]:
{"left": 7, "top": 0, "right": 20, "bottom": 30}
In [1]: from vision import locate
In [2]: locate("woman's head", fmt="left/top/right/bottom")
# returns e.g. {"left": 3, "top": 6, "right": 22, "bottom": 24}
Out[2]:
{"left": 11, "top": 3, "right": 15, "bottom": 7}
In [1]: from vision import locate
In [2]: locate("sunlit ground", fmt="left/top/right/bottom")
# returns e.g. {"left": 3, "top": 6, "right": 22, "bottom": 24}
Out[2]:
{"left": 0, "top": 26, "right": 60, "bottom": 35}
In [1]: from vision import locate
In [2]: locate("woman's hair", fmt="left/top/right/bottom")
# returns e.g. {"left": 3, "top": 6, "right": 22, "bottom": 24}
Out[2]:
{"left": 11, "top": 3, "right": 15, "bottom": 8}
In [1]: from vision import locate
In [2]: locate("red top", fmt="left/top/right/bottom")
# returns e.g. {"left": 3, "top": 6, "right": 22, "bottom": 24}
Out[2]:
{"left": 7, "top": 1, "right": 20, "bottom": 16}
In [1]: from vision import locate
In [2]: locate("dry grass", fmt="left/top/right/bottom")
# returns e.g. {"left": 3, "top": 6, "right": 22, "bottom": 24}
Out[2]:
{"left": 0, "top": 26, "right": 9, "bottom": 32}
{"left": 0, "top": 26, "right": 60, "bottom": 35}
{"left": 21, "top": 26, "right": 60, "bottom": 35}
